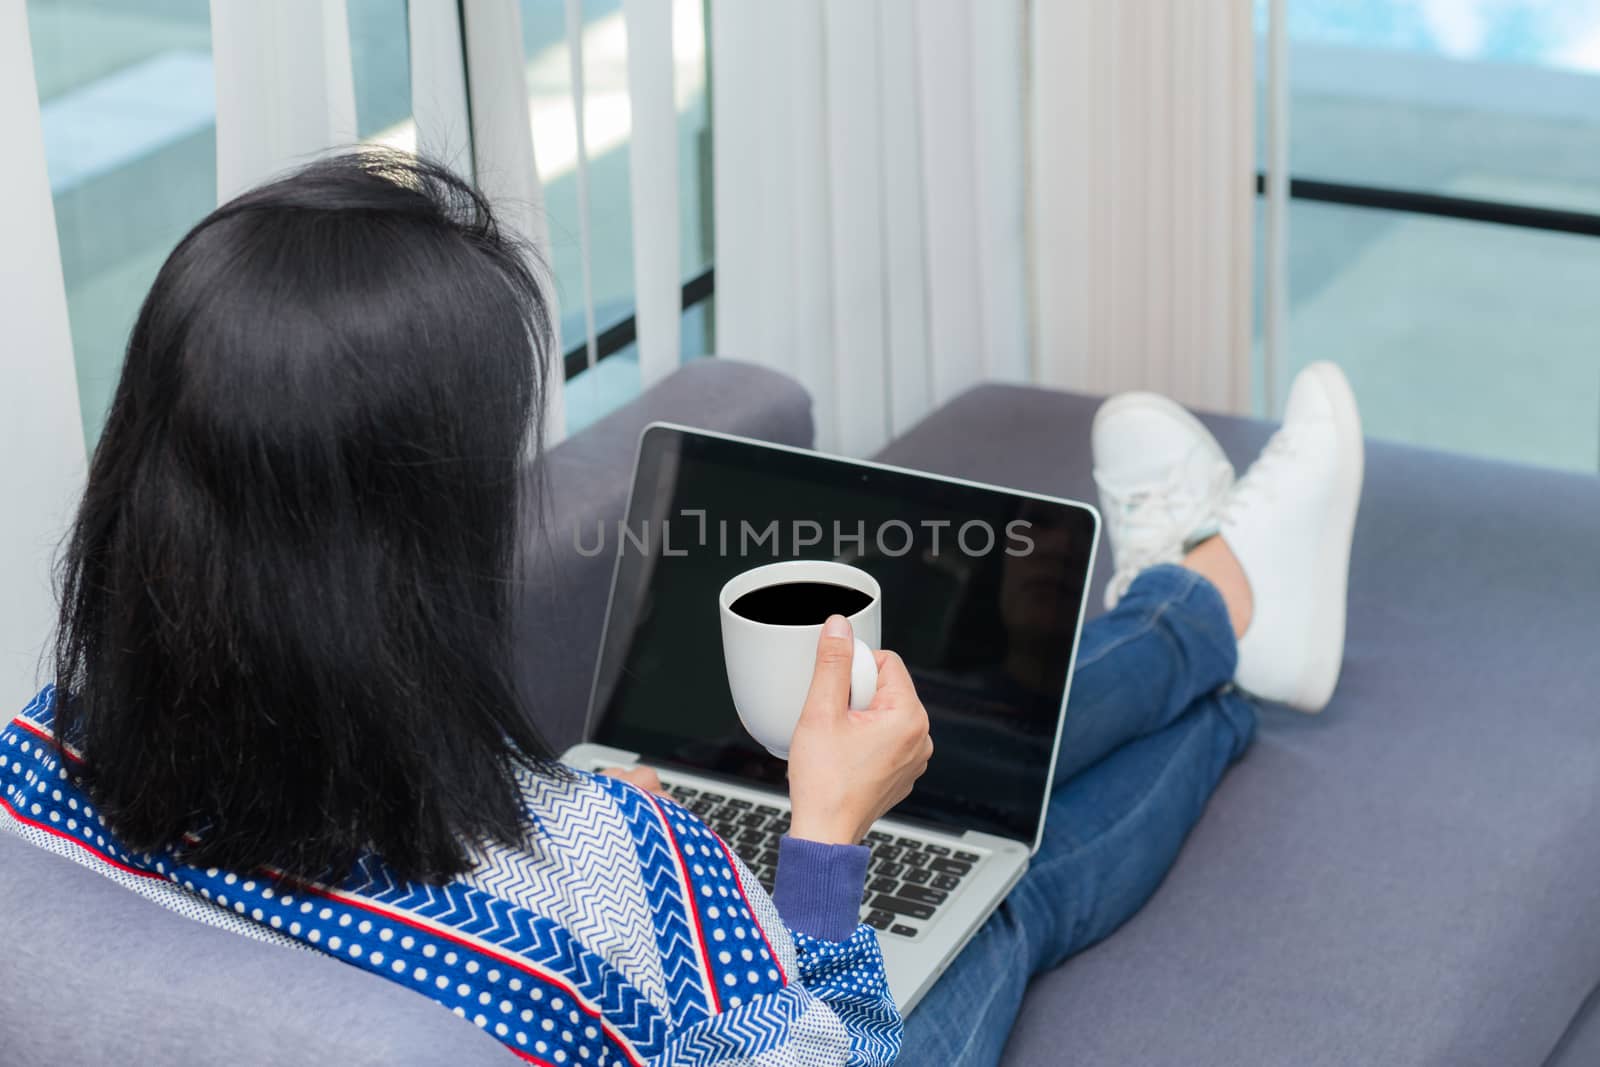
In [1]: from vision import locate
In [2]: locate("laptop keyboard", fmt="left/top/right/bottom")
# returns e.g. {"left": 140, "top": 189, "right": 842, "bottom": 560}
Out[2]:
{"left": 666, "top": 783, "right": 979, "bottom": 941}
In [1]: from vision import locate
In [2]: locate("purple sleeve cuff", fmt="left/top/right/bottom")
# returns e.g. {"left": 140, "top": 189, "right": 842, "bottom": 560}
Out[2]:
{"left": 770, "top": 835, "right": 870, "bottom": 943}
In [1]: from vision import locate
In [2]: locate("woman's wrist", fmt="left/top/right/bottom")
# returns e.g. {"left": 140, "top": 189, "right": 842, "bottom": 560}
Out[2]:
{"left": 787, "top": 811, "right": 863, "bottom": 847}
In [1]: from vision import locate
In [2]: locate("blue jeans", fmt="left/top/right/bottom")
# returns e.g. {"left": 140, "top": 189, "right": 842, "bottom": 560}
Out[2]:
{"left": 900, "top": 565, "right": 1257, "bottom": 1065}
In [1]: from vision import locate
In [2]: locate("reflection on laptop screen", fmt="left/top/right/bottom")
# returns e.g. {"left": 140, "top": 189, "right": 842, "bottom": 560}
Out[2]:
{"left": 585, "top": 426, "right": 1097, "bottom": 846}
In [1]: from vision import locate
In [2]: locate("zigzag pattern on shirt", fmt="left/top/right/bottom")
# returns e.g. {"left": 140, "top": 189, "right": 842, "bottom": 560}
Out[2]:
{"left": 18, "top": 686, "right": 53, "bottom": 727}
{"left": 656, "top": 984, "right": 816, "bottom": 1065}
{"left": 457, "top": 767, "right": 671, "bottom": 1016}
{"left": 336, "top": 851, "right": 667, "bottom": 1058}
{"left": 603, "top": 776, "right": 720, "bottom": 1028}
{"left": 658, "top": 805, "right": 790, "bottom": 1010}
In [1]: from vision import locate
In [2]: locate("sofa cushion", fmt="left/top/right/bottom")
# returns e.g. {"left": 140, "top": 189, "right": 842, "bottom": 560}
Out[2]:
{"left": 874, "top": 383, "right": 1600, "bottom": 1067}
{"left": 0, "top": 829, "right": 515, "bottom": 1065}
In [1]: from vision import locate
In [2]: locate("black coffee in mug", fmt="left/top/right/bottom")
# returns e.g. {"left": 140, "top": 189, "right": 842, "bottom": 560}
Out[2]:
{"left": 729, "top": 580, "right": 873, "bottom": 626}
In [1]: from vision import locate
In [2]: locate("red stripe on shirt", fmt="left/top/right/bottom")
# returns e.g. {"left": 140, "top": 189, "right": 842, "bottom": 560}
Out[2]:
{"left": 707, "top": 832, "right": 790, "bottom": 986}
{"left": 644, "top": 791, "right": 724, "bottom": 1015}
{"left": 266, "top": 872, "right": 648, "bottom": 1067}
{"left": 0, "top": 792, "right": 166, "bottom": 886}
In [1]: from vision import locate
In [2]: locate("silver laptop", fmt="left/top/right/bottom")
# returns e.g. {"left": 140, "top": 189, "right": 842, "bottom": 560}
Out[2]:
{"left": 562, "top": 424, "right": 1099, "bottom": 1012}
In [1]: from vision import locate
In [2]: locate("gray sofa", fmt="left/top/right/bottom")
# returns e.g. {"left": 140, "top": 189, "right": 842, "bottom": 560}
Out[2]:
{"left": 4, "top": 358, "right": 1597, "bottom": 1065}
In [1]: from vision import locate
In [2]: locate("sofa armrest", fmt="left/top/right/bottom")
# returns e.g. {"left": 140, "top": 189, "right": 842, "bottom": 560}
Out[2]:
{"left": 0, "top": 832, "right": 517, "bottom": 1065}
{"left": 513, "top": 358, "right": 814, "bottom": 751}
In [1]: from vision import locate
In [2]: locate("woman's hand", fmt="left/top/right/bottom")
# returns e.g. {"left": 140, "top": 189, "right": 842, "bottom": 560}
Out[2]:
{"left": 785, "top": 615, "right": 933, "bottom": 846}
{"left": 601, "top": 765, "right": 669, "bottom": 796}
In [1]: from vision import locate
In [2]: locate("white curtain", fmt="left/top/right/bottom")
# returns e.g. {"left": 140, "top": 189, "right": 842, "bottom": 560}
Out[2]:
{"left": 1031, "top": 0, "right": 1255, "bottom": 413}
{"left": 210, "top": 0, "right": 359, "bottom": 202}
{"left": 0, "top": 6, "right": 87, "bottom": 704}
{"left": 712, "top": 0, "right": 1255, "bottom": 455}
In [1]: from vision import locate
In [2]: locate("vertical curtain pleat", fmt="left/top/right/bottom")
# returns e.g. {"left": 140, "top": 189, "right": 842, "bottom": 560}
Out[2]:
{"left": 623, "top": 0, "right": 683, "bottom": 386}
{"left": 1030, "top": 0, "right": 1092, "bottom": 389}
{"left": 822, "top": 0, "right": 890, "bottom": 456}
{"left": 1203, "top": 4, "right": 1238, "bottom": 410}
{"left": 322, "top": 0, "right": 358, "bottom": 146}
{"left": 564, "top": 0, "right": 599, "bottom": 372}
{"left": 876, "top": 0, "right": 932, "bottom": 437}
{"left": 210, "top": 0, "right": 357, "bottom": 201}
{"left": 460, "top": 0, "right": 566, "bottom": 442}
{"left": 409, "top": 0, "right": 474, "bottom": 177}
{"left": 749, "top": 7, "right": 798, "bottom": 386}
{"left": 782, "top": 1, "right": 836, "bottom": 442}
{"left": 914, "top": 0, "right": 985, "bottom": 407}
{"left": 1142, "top": 0, "right": 1173, "bottom": 391}
{"left": 1030, "top": 0, "right": 1253, "bottom": 414}
{"left": 970, "top": 0, "right": 1029, "bottom": 385}
{"left": 710, "top": 0, "right": 761, "bottom": 376}
{"left": 1171, "top": 0, "right": 1203, "bottom": 404}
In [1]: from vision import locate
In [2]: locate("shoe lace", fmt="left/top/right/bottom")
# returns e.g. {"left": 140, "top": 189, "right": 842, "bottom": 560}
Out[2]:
{"left": 1097, "top": 457, "right": 1231, "bottom": 599}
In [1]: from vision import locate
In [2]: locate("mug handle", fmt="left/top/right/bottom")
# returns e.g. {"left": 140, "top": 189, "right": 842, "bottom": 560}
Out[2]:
{"left": 848, "top": 638, "right": 878, "bottom": 711}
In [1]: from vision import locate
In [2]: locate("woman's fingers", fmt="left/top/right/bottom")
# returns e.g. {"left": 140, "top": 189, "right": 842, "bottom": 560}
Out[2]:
{"left": 600, "top": 765, "right": 667, "bottom": 796}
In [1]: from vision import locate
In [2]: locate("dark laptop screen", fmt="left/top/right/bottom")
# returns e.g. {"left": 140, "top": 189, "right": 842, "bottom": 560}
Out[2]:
{"left": 585, "top": 426, "right": 1098, "bottom": 846}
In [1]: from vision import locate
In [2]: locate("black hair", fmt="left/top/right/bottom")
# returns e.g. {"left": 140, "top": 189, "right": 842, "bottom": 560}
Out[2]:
{"left": 52, "top": 149, "right": 561, "bottom": 884}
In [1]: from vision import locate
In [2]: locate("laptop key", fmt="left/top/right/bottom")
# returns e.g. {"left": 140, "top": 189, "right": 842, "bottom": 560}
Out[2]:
{"left": 864, "top": 910, "right": 894, "bottom": 930}
{"left": 929, "top": 857, "right": 972, "bottom": 876}
{"left": 876, "top": 845, "right": 903, "bottom": 863}
{"left": 755, "top": 805, "right": 781, "bottom": 816}
{"left": 738, "top": 812, "right": 767, "bottom": 828}
{"left": 877, "top": 861, "right": 905, "bottom": 879}
{"left": 869, "top": 895, "right": 936, "bottom": 921}
{"left": 932, "top": 874, "right": 960, "bottom": 892}
{"left": 923, "top": 844, "right": 950, "bottom": 856}
{"left": 737, "top": 829, "right": 765, "bottom": 848}
{"left": 725, "top": 798, "right": 754, "bottom": 810}
{"left": 954, "top": 850, "right": 980, "bottom": 863}
{"left": 759, "top": 849, "right": 780, "bottom": 867}
{"left": 902, "top": 850, "right": 929, "bottom": 868}
{"left": 889, "top": 924, "right": 919, "bottom": 938}
{"left": 868, "top": 876, "right": 899, "bottom": 895}
{"left": 699, "top": 792, "right": 726, "bottom": 805}
{"left": 898, "top": 884, "right": 947, "bottom": 906}
{"left": 904, "top": 867, "right": 932, "bottom": 885}
{"left": 896, "top": 837, "right": 920, "bottom": 848}
{"left": 867, "top": 831, "right": 894, "bottom": 844}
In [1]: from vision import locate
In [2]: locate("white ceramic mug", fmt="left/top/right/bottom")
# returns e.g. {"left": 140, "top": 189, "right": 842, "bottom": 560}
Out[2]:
{"left": 718, "top": 559, "right": 881, "bottom": 759}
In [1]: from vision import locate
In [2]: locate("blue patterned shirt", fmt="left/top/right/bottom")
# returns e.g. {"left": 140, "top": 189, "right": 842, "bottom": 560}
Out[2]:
{"left": 1, "top": 687, "right": 902, "bottom": 1064}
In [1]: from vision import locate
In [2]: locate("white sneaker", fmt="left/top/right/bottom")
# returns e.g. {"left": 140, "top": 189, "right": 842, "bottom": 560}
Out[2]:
{"left": 1223, "top": 362, "right": 1364, "bottom": 713}
{"left": 1092, "top": 392, "right": 1235, "bottom": 610}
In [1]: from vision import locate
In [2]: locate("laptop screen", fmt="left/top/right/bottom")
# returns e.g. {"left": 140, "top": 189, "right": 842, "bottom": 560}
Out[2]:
{"left": 585, "top": 425, "right": 1098, "bottom": 847}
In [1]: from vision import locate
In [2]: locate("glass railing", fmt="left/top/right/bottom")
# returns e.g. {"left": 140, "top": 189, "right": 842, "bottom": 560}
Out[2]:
{"left": 1253, "top": 0, "right": 1600, "bottom": 473}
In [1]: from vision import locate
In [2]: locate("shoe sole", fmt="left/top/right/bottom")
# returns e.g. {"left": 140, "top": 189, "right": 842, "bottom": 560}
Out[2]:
{"left": 1292, "top": 362, "right": 1365, "bottom": 713}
